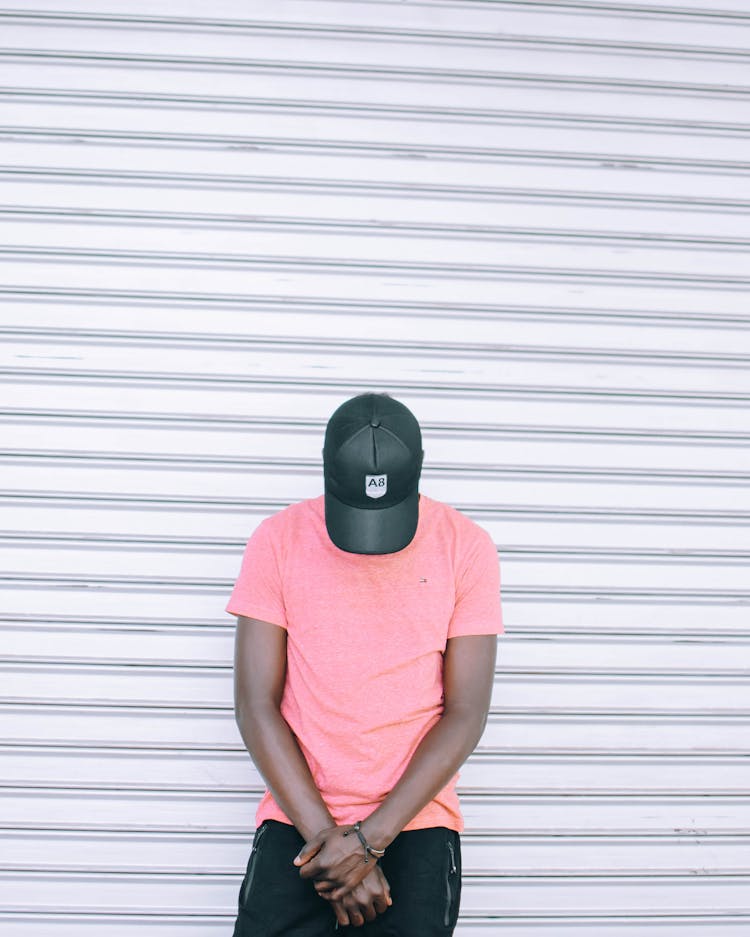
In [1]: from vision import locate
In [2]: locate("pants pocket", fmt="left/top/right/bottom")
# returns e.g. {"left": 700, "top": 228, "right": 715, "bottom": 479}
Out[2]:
{"left": 239, "top": 821, "right": 269, "bottom": 908}
{"left": 443, "top": 834, "right": 461, "bottom": 930}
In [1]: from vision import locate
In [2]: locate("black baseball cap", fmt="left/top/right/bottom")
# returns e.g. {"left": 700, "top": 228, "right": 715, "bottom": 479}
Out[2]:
{"left": 323, "top": 392, "right": 424, "bottom": 554}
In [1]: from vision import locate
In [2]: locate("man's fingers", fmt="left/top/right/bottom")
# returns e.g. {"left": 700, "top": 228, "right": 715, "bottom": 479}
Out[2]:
{"left": 339, "top": 876, "right": 390, "bottom": 926}
{"left": 293, "top": 837, "right": 322, "bottom": 867}
{"left": 375, "top": 865, "right": 393, "bottom": 906}
{"left": 331, "top": 901, "right": 350, "bottom": 927}
{"left": 297, "top": 853, "right": 327, "bottom": 879}
{"left": 372, "top": 893, "right": 389, "bottom": 915}
{"left": 340, "top": 893, "right": 366, "bottom": 928}
{"left": 314, "top": 880, "right": 336, "bottom": 896}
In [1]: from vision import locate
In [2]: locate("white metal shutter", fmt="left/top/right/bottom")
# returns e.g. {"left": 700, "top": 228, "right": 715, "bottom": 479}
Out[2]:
{"left": 1, "top": 1, "right": 749, "bottom": 934}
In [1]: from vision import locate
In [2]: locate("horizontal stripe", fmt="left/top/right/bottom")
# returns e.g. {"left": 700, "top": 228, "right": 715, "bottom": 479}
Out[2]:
{"left": 4, "top": 206, "right": 750, "bottom": 249}
{"left": 0, "top": 14, "right": 749, "bottom": 65}
{"left": 2, "top": 90, "right": 750, "bottom": 138}
{"left": 3, "top": 168, "right": 748, "bottom": 212}
{"left": 0, "top": 50, "right": 749, "bottom": 98}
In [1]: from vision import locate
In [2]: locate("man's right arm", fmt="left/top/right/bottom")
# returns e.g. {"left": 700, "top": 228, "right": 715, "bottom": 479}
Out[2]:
{"left": 232, "top": 614, "right": 392, "bottom": 927}
{"left": 233, "top": 614, "right": 334, "bottom": 842}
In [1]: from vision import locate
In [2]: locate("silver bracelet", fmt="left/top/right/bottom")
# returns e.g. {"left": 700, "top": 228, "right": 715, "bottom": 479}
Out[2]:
{"left": 343, "top": 820, "right": 386, "bottom": 863}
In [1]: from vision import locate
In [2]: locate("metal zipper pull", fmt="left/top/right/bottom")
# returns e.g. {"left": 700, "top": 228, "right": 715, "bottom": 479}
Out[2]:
{"left": 240, "top": 823, "right": 268, "bottom": 906}
{"left": 444, "top": 838, "right": 457, "bottom": 926}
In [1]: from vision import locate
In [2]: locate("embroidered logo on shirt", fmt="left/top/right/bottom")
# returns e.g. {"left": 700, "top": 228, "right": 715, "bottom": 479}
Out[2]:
{"left": 419, "top": 578, "right": 428, "bottom": 583}
{"left": 365, "top": 474, "right": 387, "bottom": 498}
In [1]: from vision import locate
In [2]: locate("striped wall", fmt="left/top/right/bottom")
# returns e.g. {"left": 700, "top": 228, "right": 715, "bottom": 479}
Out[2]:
{"left": 1, "top": 1, "right": 749, "bottom": 934}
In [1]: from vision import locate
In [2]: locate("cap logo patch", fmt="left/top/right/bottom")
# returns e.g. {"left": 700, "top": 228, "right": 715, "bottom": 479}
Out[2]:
{"left": 365, "top": 474, "right": 387, "bottom": 498}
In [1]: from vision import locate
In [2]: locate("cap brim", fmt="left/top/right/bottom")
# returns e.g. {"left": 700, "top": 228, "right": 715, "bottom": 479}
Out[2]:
{"left": 324, "top": 488, "right": 419, "bottom": 555}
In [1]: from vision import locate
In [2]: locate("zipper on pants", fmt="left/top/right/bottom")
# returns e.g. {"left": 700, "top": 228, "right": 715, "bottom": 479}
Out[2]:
{"left": 240, "top": 822, "right": 268, "bottom": 907}
{"left": 444, "top": 838, "right": 457, "bottom": 927}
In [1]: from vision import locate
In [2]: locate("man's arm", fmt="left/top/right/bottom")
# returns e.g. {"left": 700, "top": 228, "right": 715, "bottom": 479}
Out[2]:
{"left": 296, "top": 632, "right": 497, "bottom": 899}
{"left": 233, "top": 614, "right": 335, "bottom": 841}
{"left": 233, "top": 615, "right": 392, "bottom": 926}
{"left": 362, "top": 632, "right": 497, "bottom": 849}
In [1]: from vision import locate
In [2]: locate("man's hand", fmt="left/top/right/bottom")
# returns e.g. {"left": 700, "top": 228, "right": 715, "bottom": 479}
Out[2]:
{"left": 328, "top": 864, "right": 392, "bottom": 928}
{"left": 294, "top": 824, "right": 383, "bottom": 902}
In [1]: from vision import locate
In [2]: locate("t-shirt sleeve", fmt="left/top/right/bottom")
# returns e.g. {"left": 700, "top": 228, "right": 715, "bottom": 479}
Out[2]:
{"left": 447, "top": 527, "right": 504, "bottom": 639}
{"left": 224, "top": 518, "right": 288, "bottom": 629}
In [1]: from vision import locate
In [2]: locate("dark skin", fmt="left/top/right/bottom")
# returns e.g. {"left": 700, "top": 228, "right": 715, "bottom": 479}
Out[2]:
{"left": 233, "top": 614, "right": 497, "bottom": 927}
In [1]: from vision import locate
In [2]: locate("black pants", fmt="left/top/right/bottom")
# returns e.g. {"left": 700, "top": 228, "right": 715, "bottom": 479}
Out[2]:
{"left": 231, "top": 819, "right": 462, "bottom": 937}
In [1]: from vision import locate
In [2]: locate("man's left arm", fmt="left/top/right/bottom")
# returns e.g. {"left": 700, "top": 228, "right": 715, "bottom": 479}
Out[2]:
{"left": 295, "top": 632, "right": 497, "bottom": 900}
{"left": 361, "top": 632, "right": 497, "bottom": 849}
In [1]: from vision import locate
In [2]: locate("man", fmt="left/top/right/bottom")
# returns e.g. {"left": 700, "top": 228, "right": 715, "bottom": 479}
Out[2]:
{"left": 226, "top": 391, "right": 504, "bottom": 936}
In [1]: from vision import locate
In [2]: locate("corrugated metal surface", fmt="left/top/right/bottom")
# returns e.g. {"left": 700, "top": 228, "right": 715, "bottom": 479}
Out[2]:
{"left": 1, "top": 1, "right": 749, "bottom": 933}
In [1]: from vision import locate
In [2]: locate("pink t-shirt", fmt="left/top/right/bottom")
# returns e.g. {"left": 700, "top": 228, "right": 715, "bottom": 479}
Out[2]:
{"left": 225, "top": 491, "right": 504, "bottom": 833}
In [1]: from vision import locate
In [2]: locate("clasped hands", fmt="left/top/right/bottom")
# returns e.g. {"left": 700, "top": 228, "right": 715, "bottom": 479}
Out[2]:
{"left": 294, "top": 824, "right": 392, "bottom": 928}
